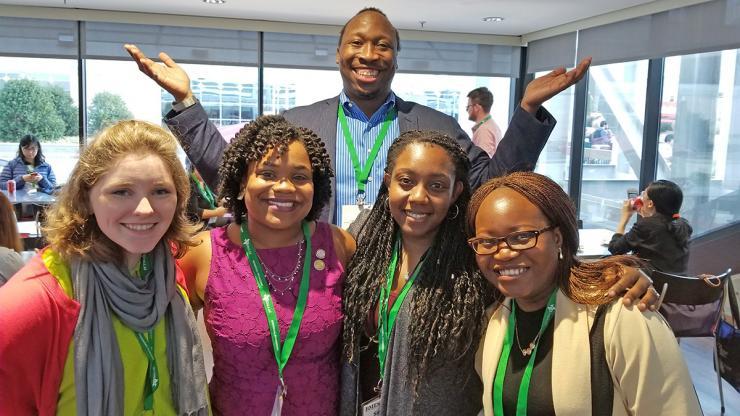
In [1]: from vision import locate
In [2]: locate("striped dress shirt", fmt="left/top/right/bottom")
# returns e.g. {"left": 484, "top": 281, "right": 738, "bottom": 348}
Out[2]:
{"left": 335, "top": 91, "right": 400, "bottom": 225}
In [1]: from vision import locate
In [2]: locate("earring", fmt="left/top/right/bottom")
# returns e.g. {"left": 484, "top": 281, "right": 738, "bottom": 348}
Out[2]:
{"left": 237, "top": 191, "right": 244, "bottom": 200}
{"left": 384, "top": 196, "right": 390, "bottom": 210}
{"left": 558, "top": 247, "right": 563, "bottom": 260}
{"left": 447, "top": 204, "right": 460, "bottom": 220}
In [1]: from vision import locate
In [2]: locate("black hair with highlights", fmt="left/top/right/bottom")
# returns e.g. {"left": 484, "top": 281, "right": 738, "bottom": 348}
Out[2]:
{"left": 217, "top": 115, "right": 334, "bottom": 223}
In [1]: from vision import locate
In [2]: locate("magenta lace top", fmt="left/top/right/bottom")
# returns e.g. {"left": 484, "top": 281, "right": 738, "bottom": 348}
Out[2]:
{"left": 205, "top": 222, "right": 344, "bottom": 415}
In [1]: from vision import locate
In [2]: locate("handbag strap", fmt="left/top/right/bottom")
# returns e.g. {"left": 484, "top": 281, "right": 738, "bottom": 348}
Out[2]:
{"left": 590, "top": 304, "right": 613, "bottom": 416}
{"left": 727, "top": 277, "right": 740, "bottom": 326}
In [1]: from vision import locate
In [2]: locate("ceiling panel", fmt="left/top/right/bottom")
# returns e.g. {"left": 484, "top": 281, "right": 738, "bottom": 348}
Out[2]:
{"left": 0, "top": 0, "right": 660, "bottom": 35}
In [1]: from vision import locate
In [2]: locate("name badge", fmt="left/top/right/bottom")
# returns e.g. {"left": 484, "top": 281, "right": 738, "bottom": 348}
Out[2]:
{"left": 361, "top": 396, "right": 381, "bottom": 416}
{"left": 271, "top": 385, "right": 285, "bottom": 416}
{"left": 341, "top": 204, "right": 369, "bottom": 230}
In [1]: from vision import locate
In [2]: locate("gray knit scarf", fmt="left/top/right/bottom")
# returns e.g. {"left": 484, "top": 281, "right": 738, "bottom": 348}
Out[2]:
{"left": 70, "top": 242, "right": 208, "bottom": 415}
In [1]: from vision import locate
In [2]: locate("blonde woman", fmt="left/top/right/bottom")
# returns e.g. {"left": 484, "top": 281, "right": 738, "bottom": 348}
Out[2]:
{"left": 0, "top": 120, "right": 209, "bottom": 415}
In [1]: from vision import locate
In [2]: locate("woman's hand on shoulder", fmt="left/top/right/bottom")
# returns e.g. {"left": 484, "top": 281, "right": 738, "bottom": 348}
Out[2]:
{"left": 330, "top": 225, "right": 356, "bottom": 268}
{"left": 605, "top": 266, "right": 660, "bottom": 311}
{"left": 178, "top": 230, "right": 212, "bottom": 310}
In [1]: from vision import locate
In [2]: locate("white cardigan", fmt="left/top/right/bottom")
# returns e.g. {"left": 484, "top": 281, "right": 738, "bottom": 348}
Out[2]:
{"left": 475, "top": 290, "right": 702, "bottom": 415}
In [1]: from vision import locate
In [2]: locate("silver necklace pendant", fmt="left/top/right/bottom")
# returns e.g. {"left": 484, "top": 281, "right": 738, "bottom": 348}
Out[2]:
{"left": 257, "top": 240, "right": 304, "bottom": 295}
{"left": 522, "top": 342, "right": 536, "bottom": 356}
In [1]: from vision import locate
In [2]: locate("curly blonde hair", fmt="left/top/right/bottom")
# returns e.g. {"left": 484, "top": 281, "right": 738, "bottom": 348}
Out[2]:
{"left": 43, "top": 120, "right": 198, "bottom": 264}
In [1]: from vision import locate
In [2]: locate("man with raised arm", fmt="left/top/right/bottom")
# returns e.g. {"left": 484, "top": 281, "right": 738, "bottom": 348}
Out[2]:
{"left": 126, "top": 7, "right": 590, "bottom": 225}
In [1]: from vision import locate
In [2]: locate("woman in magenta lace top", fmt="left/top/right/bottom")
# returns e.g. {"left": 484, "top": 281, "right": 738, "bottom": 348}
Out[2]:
{"left": 179, "top": 116, "right": 355, "bottom": 415}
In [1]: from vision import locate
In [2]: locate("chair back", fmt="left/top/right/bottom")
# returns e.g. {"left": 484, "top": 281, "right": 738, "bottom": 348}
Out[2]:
{"left": 652, "top": 269, "right": 731, "bottom": 305}
{"left": 653, "top": 268, "right": 732, "bottom": 338}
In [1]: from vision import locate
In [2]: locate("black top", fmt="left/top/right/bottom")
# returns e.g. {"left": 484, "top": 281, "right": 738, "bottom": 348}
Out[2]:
{"left": 502, "top": 303, "right": 555, "bottom": 415}
{"left": 608, "top": 215, "right": 691, "bottom": 274}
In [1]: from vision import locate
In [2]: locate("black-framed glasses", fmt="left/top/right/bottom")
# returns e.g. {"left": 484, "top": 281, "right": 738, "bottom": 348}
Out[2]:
{"left": 467, "top": 225, "right": 556, "bottom": 255}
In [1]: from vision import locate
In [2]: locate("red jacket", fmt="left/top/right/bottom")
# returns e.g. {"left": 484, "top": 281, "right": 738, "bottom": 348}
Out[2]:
{"left": 0, "top": 250, "right": 189, "bottom": 415}
{"left": 0, "top": 252, "right": 79, "bottom": 415}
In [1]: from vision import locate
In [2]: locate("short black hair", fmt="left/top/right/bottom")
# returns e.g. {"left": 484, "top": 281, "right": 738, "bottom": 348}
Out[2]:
{"left": 467, "top": 87, "right": 493, "bottom": 113}
{"left": 337, "top": 7, "right": 401, "bottom": 52}
{"left": 218, "top": 115, "right": 334, "bottom": 223}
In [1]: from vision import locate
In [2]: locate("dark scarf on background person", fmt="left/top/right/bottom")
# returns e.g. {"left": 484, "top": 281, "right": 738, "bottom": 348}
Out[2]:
{"left": 70, "top": 241, "right": 208, "bottom": 415}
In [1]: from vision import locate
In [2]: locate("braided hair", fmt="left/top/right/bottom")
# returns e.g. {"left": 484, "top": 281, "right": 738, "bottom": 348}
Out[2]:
{"left": 218, "top": 115, "right": 334, "bottom": 223}
{"left": 467, "top": 171, "right": 643, "bottom": 305}
{"left": 342, "top": 130, "right": 492, "bottom": 394}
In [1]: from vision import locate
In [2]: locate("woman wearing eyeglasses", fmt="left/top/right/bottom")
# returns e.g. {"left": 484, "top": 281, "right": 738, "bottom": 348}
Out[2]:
{"left": 341, "top": 132, "right": 659, "bottom": 416}
{"left": 468, "top": 172, "right": 700, "bottom": 415}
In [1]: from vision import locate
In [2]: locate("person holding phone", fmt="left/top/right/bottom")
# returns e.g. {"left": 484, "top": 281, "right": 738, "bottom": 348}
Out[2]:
{"left": 609, "top": 180, "right": 692, "bottom": 274}
{"left": 0, "top": 134, "right": 57, "bottom": 195}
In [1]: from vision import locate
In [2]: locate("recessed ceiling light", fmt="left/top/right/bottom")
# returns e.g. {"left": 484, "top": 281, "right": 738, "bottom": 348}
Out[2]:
{"left": 203, "top": 0, "right": 226, "bottom": 4}
{"left": 482, "top": 16, "right": 504, "bottom": 22}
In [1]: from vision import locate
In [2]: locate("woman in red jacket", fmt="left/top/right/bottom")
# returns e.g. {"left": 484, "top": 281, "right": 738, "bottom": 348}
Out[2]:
{"left": 0, "top": 120, "right": 209, "bottom": 415}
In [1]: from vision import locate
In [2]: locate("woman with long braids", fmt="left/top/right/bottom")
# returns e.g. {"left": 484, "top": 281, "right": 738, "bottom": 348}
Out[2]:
{"left": 340, "top": 132, "right": 656, "bottom": 415}
{"left": 178, "top": 115, "right": 355, "bottom": 415}
{"left": 342, "top": 130, "right": 488, "bottom": 415}
{"left": 469, "top": 172, "right": 700, "bottom": 415}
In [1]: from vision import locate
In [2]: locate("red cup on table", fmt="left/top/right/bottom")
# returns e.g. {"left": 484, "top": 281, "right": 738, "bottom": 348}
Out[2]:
{"left": 6, "top": 179, "right": 15, "bottom": 193}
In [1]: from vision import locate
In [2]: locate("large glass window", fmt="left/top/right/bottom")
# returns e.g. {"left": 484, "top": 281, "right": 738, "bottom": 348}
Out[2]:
{"left": 658, "top": 49, "right": 740, "bottom": 236}
{"left": 85, "top": 60, "right": 163, "bottom": 134}
{"left": 262, "top": 68, "right": 342, "bottom": 115}
{"left": 86, "top": 60, "right": 258, "bottom": 143}
{"left": 580, "top": 60, "right": 649, "bottom": 229}
{"left": 180, "top": 63, "right": 258, "bottom": 128}
{"left": 534, "top": 71, "right": 575, "bottom": 192}
{"left": 0, "top": 57, "right": 79, "bottom": 185}
{"left": 392, "top": 73, "right": 511, "bottom": 134}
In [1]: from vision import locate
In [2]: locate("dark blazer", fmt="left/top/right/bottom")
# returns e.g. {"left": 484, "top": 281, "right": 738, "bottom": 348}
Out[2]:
{"left": 165, "top": 94, "right": 555, "bottom": 223}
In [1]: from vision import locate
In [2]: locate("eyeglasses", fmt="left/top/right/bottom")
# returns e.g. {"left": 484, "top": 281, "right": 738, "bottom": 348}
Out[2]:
{"left": 465, "top": 104, "right": 475, "bottom": 110}
{"left": 467, "top": 225, "right": 556, "bottom": 255}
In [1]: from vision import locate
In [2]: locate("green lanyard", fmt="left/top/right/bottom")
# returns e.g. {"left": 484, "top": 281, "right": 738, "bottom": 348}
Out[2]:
{"left": 337, "top": 104, "right": 396, "bottom": 204}
{"left": 190, "top": 172, "right": 216, "bottom": 209}
{"left": 475, "top": 114, "right": 492, "bottom": 129}
{"left": 133, "top": 254, "right": 159, "bottom": 411}
{"left": 377, "top": 234, "right": 426, "bottom": 381}
{"left": 493, "top": 290, "right": 557, "bottom": 416}
{"left": 240, "top": 221, "right": 312, "bottom": 393}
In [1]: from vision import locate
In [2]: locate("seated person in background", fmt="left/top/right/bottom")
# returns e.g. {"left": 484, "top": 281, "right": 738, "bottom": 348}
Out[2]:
{"left": 468, "top": 172, "right": 701, "bottom": 415}
{"left": 609, "top": 180, "right": 692, "bottom": 274}
{"left": 590, "top": 120, "right": 613, "bottom": 147}
{"left": 186, "top": 163, "right": 228, "bottom": 228}
{"left": 0, "top": 134, "right": 57, "bottom": 194}
{"left": 0, "top": 192, "right": 23, "bottom": 287}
